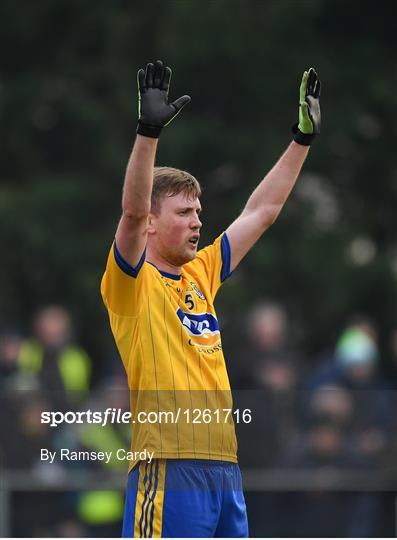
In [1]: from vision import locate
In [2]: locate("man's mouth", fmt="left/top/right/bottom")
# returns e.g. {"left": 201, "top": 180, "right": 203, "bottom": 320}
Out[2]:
{"left": 188, "top": 235, "right": 199, "bottom": 246}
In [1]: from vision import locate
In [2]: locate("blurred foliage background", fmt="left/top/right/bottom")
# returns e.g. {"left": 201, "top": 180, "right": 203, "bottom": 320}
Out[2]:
{"left": 1, "top": 0, "right": 396, "bottom": 377}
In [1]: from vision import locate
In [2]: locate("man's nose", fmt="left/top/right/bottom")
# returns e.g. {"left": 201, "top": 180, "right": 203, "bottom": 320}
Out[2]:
{"left": 191, "top": 214, "right": 202, "bottom": 229}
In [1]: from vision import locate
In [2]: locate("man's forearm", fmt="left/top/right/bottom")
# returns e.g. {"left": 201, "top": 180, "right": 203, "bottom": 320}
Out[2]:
{"left": 244, "top": 141, "right": 309, "bottom": 224}
{"left": 243, "top": 67, "right": 321, "bottom": 224}
{"left": 226, "top": 68, "right": 320, "bottom": 272}
{"left": 122, "top": 134, "right": 158, "bottom": 217}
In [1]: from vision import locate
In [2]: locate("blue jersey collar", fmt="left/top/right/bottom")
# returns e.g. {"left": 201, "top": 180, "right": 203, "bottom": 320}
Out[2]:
{"left": 147, "top": 261, "right": 181, "bottom": 281}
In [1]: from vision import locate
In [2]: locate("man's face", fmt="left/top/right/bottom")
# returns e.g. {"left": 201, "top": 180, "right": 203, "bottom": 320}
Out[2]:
{"left": 148, "top": 192, "right": 202, "bottom": 266}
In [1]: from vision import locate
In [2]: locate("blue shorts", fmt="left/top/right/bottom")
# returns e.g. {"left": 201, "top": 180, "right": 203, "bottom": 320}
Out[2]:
{"left": 122, "top": 459, "right": 248, "bottom": 538}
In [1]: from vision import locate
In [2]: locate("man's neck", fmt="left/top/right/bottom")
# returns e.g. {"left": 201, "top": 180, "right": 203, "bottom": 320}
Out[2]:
{"left": 146, "top": 248, "right": 182, "bottom": 276}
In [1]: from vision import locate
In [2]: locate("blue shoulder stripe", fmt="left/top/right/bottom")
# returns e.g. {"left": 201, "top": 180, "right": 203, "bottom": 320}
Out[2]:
{"left": 221, "top": 233, "right": 232, "bottom": 282}
{"left": 113, "top": 241, "right": 146, "bottom": 278}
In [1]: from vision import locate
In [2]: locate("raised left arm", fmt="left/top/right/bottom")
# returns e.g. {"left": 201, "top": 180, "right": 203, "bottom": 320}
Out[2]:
{"left": 226, "top": 142, "right": 309, "bottom": 271}
{"left": 226, "top": 68, "right": 321, "bottom": 272}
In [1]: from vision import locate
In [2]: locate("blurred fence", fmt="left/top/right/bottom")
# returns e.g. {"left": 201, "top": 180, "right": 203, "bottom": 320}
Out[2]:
{"left": 1, "top": 469, "right": 396, "bottom": 536}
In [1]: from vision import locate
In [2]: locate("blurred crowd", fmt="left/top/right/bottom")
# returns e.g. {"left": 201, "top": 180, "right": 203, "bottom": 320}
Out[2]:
{"left": 1, "top": 303, "right": 397, "bottom": 536}
{"left": 0, "top": 306, "right": 129, "bottom": 537}
{"left": 231, "top": 302, "right": 397, "bottom": 536}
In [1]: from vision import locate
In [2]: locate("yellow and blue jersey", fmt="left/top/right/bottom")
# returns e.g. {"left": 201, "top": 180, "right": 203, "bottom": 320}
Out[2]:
{"left": 101, "top": 233, "right": 237, "bottom": 472}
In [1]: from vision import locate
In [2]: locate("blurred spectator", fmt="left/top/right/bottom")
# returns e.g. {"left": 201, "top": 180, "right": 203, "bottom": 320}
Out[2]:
{"left": 249, "top": 301, "right": 288, "bottom": 352}
{"left": 234, "top": 301, "right": 301, "bottom": 388}
{"left": 309, "top": 327, "right": 373, "bottom": 386}
{"left": 305, "top": 324, "right": 392, "bottom": 466}
{"left": 309, "top": 385, "right": 354, "bottom": 428}
{"left": 264, "top": 391, "right": 383, "bottom": 537}
{"left": 73, "top": 378, "right": 130, "bottom": 472}
{"left": 308, "top": 327, "right": 393, "bottom": 446}
{"left": 17, "top": 305, "right": 92, "bottom": 407}
{"left": 247, "top": 412, "right": 382, "bottom": 536}
{"left": 382, "top": 327, "right": 397, "bottom": 476}
{"left": 346, "top": 313, "right": 379, "bottom": 342}
{"left": 2, "top": 392, "right": 54, "bottom": 470}
{"left": 0, "top": 328, "right": 24, "bottom": 390}
{"left": 335, "top": 326, "right": 379, "bottom": 388}
{"left": 282, "top": 385, "right": 356, "bottom": 469}
{"left": 56, "top": 378, "right": 129, "bottom": 536}
{"left": 385, "top": 325, "right": 397, "bottom": 387}
{"left": 280, "top": 418, "right": 357, "bottom": 469}
{"left": 234, "top": 301, "right": 302, "bottom": 467}
{"left": 2, "top": 391, "right": 71, "bottom": 537}
{"left": 307, "top": 316, "right": 381, "bottom": 390}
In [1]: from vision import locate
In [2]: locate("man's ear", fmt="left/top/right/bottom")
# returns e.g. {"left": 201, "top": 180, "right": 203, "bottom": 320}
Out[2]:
{"left": 147, "top": 213, "right": 156, "bottom": 235}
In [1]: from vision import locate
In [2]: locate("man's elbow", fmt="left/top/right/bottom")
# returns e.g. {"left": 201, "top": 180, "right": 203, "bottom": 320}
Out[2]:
{"left": 121, "top": 206, "right": 150, "bottom": 223}
{"left": 259, "top": 205, "right": 283, "bottom": 229}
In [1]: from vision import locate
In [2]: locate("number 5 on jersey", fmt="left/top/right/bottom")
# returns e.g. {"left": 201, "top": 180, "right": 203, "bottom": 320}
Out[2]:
{"left": 185, "top": 294, "right": 195, "bottom": 310}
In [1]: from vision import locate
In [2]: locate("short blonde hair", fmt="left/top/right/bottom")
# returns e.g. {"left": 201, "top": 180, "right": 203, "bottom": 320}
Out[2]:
{"left": 151, "top": 167, "right": 202, "bottom": 215}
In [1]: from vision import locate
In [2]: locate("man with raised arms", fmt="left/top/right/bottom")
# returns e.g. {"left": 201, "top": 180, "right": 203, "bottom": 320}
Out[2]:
{"left": 101, "top": 60, "right": 321, "bottom": 537}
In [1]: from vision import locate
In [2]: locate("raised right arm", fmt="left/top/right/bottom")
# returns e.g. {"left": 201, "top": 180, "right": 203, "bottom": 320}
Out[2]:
{"left": 115, "top": 135, "right": 157, "bottom": 268}
{"left": 115, "top": 60, "right": 191, "bottom": 268}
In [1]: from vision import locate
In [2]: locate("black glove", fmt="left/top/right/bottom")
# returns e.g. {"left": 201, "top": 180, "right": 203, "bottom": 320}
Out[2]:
{"left": 292, "top": 67, "right": 321, "bottom": 146}
{"left": 136, "top": 60, "right": 191, "bottom": 138}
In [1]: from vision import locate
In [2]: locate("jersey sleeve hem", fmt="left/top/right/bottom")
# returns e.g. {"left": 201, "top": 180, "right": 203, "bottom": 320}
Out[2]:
{"left": 221, "top": 232, "right": 232, "bottom": 282}
{"left": 114, "top": 241, "right": 146, "bottom": 278}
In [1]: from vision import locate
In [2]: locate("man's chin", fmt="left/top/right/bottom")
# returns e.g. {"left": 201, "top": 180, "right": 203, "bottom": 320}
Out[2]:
{"left": 187, "top": 244, "right": 199, "bottom": 257}
{"left": 167, "top": 245, "right": 198, "bottom": 267}
{"left": 178, "top": 247, "right": 197, "bottom": 265}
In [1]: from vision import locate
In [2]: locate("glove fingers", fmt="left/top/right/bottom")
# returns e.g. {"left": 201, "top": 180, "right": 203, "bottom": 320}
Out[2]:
{"left": 145, "top": 62, "right": 155, "bottom": 88}
{"left": 300, "top": 101, "right": 311, "bottom": 123}
{"left": 171, "top": 95, "right": 191, "bottom": 113}
{"left": 161, "top": 66, "right": 172, "bottom": 92}
{"left": 307, "top": 68, "right": 318, "bottom": 96}
{"left": 313, "top": 78, "right": 321, "bottom": 98}
{"left": 299, "top": 71, "right": 308, "bottom": 103}
{"left": 306, "top": 96, "right": 321, "bottom": 134}
{"left": 137, "top": 69, "right": 146, "bottom": 94}
{"left": 154, "top": 60, "right": 164, "bottom": 88}
{"left": 307, "top": 68, "right": 315, "bottom": 95}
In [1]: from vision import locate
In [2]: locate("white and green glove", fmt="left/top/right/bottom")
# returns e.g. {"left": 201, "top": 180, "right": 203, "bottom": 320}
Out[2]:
{"left": 293, "top": 67, "right": 321, "bottom": 145}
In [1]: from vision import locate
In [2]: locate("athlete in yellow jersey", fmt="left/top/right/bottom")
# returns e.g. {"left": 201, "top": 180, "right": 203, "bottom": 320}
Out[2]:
{"left": 101, "top": 60, "right": 321, "bottom": 537}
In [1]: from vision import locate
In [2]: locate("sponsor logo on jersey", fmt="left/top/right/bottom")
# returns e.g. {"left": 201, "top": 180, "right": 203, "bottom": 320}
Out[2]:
{"left": 176, "top": 308, "right": 220, "bottom": 347}
{"left": 190, "top": 282, "right": 205, "bottom": 300}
